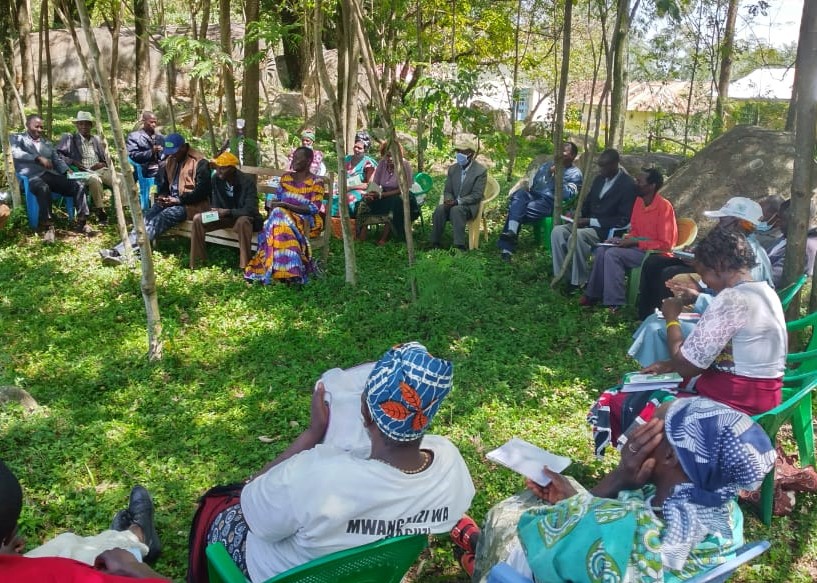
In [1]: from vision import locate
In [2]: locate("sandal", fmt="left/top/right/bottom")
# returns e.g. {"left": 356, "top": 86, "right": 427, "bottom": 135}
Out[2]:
{"left": 453, "top": 546, "right": 476, "bottom": 577}
{"left": 450, "top": 515, "right": 480, "bottom": 553}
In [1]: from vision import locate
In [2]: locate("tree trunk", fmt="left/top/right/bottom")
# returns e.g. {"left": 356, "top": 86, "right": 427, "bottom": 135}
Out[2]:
{"left": 414, "top": 0, "right": 426, "bottom": 172}
{"left": 314, "top": 0, "right": 357, "bottom": 285}
{"left": 75, "top": 0, "right": 163, "bottom": 360}
{"left": 278, "top": 2, "right": 304, "bottom": 89}
{"left": 551, "top": 0, "right": 573, "bottom": 226}
{"left": 242, "top": 0, "right": 260, "bottom": 165}
{"left": 16, "top": 0, "right": 36, "bottom": 107}
{"left": 56, "top": 2, "right": 132, "bottom": 255}
{"left": 712, "top": 0, "right": 738, "bottom": 138}
{"left": 219, "top": 0, "right": 238, "bottom": 143}
{"left": 36, "top": 1, "right": 43, "bottom": 113}
{"left": 348, "top": 0, "right": 417, "bottom": 298}
{"left": 505, "top": 0, "right": 523, "bottom": 183}
{"left": 786, "top": 1, "right": 817, "bottom": 316}
{"left": 608, "top": 0, "right": 630, "bottom": 149}
{"left": 42, "top": 0, "right": 53, "bottom": 136}
{"left": 2, "top": 58, "right": 26, "bottom": 127}
{"left": 134, "top": 0, "right": 152, "bottom": 112}
{"left": 199, "top": 77, "right": 217, "bottom": 153}
{"left": 109, "top": 1, "right": 122, "bottom": 103}
{"left": 0, "top": 48, "right": 22, "bottom": 207}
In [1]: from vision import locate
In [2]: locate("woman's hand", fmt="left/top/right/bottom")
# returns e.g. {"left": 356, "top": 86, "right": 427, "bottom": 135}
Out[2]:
{"left": 525, "top": 467, "right": 577, "bottom": 504}
{"left": 309, "top": 382, "right": 331, "bottom": 440}
{"left": 617, "top": 237, "right": 639, "bottom": 248}
{"left": 0, "top": 528, "right": 25, "bottom": 555}
{"left": 640, "top": 360, "right": 674, "bottom": 374}
{"left": 665, "top": 278, "right": 699, "bottom": 303}
{"left": 660, "top": 297, "right": 685, "bottom": 322}
{"left": 616, "top": 418, "right": 665, "bottom": 489}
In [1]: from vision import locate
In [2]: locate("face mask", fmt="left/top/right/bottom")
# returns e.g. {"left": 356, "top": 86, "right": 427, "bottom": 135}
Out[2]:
{"left": 756, "top": 221, "right": 772, "bottom": 232}
{"left": 455, "top": 152, "right": 470, "bottom": 166}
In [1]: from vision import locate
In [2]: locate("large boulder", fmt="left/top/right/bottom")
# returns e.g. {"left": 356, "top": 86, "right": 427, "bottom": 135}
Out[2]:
{"left": 268, "top": 92, "right": 306, "bottom": 118}
{"left": 660, "top": 125, "right": 809, "bottom": 226}
{"left": 620, "top": 153, "right": 685, "bottom": 178}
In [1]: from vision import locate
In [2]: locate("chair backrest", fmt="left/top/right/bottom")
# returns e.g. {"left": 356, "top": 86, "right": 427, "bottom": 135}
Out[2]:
{"left": 777, "top": 274, "right": 808, "bottom": 310}
{"left": 674, "top": 217, "right": 698, "bottom": 250}
{"left": 482, "top": 175, "right": 500, "bottom": 206}
{"left": 687, "top": 540, "right": 770, "bottom": 583}
{"left": 752, "top": 378, "right": 817, "bottom": 438}
{"left": 208, "top": 535, "right": 428, "bottom": 583}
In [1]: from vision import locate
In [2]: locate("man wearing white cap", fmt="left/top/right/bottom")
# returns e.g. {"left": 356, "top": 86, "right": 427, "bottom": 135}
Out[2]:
{"left": 430, "top": 135, "right": 487, "bottom": 250}
{"left": 57, "top": 111, "right": 116, "bottom": 225}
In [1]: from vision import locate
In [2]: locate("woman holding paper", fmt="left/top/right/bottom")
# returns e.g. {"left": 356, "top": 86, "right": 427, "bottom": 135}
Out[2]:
{"left": 462, "top": 398, "right": 775, "bottom": 583}
{"left": 355, "top": 140, "right": 418, "bottom": 244}
{"left": 589, "top": 228, "right": 787, "bottom": 455}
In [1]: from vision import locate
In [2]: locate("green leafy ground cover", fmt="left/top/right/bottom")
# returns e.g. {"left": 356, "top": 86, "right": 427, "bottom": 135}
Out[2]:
{"left": 1, "top": 186, "right": 816, "bottom": 582}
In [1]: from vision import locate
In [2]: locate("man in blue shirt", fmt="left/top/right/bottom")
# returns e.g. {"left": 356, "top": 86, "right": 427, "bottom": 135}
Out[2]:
{"left": 499, "top": 142, "right": 583, "bottom": 261}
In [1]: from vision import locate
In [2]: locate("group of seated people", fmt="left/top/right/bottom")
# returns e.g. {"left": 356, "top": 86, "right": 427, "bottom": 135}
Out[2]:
{"left": 0, "top": 340, "right": 782, "bottom": 583}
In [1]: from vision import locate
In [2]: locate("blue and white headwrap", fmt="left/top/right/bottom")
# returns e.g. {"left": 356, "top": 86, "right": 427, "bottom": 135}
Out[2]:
{"left": 364, "top": 342, "right": 453, "bottom": 442}
{"left": 660, "top": 397, "right": 776, "bottom": 570}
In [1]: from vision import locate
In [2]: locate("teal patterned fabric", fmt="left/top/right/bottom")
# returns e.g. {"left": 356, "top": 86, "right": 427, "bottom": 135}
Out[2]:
{"left": 517, "top": 487, "right": 742, "bottom": 583}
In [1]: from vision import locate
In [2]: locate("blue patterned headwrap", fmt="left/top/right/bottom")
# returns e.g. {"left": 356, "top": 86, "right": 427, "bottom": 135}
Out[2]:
{"left": 660, "top": 397, "right": 775, "bottom": 570}
{"left": 364, "top": 342, "right": 453, "bottom": 442}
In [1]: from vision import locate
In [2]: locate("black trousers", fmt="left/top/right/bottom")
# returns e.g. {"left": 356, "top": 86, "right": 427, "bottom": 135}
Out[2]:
{"left": 28, "top": 171, "right": 88, "bottom": 228}
{"left": 636, "top": 254, "right": 695, "bottom": 320}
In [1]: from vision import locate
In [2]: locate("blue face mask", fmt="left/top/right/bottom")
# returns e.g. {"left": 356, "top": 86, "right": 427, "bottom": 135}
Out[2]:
{"left": 455, "top": 152, "right": 470, "bottom": 166}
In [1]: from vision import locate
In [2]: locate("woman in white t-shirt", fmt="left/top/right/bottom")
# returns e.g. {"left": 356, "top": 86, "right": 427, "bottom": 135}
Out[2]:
{"left": 203, "top": 342, "right": 475, "bottom": 583}
{"left": 589, "top": 228, "right": 787, "bottom": 455}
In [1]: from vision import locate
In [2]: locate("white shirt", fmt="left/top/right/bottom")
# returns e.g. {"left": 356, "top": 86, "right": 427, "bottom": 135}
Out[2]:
{"left": 681, "top": 281, "right": 787, "bottom": 378}
{"left": 241, "top": 434, "right": 475, "bottom": 582}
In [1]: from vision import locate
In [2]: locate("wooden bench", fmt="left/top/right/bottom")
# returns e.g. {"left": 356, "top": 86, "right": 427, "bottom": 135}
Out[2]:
{"left": 167, "top": 166, "right": 333, "bottom": 263}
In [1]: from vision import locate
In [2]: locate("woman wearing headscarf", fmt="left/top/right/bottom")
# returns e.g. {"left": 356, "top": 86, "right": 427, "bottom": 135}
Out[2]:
{"left": 203, "top": 342, "right": 475, "bottom": 583}
{"left": 355, "top": 140, "right": 418, "bottom": 244}
{"left": 456, "top": 398, "right": 775, "bottom": 583}
{"left": 590, "top": 227, "right": 787, "bottom": 456}
{"left": 337, "top": 130, "right": 377, "bottom": 218}
{"left": 244, "top": 146, "right": 324, "bottom": 285}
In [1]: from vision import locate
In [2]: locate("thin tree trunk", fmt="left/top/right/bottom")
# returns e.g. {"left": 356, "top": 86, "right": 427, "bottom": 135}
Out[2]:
{"left": 43, "top": 0, "right": 53, "bottom": 136}
{"left": 36, "top": 1, "right": 43, "bottom": 113}
{"left": 109, "top": 1, "right": 122, "bottom": 103}
{"left": 56, "top": 1, "right": 131, "bottom": 255}
{"left": 16, "top": 0, "right": 36, "bottom": 107}
{"left": 2, "top": 59, "right": 26, "bottom": 127}
{"left": 683, "top": 2, "right": 704, "bottom": 155}
{"left": 786, "top": 6, "right": 806, "bottom": 132}
{"left": 551, "top": 0, "right": 573, "bottom": 226}
{"left": 75, "top": 0, "right": 163, "bottom": 360}
{"left": 0, "top": 48, "right": 22, "bottom": 207}
{"left": 414, "top": 0, "right": 426, "bottom": 172}
{"left": 199, "top": 77, "right": 217, "bottom": 153}
{"left": 219, "top": 0, "right": 238, "bottom": 143}
{"left": 242, "top": 0, "right": 260, "bottom": 165}
{"left": 348, "top": 0, "right": 417, "bottom": 297}
{"left": 786, "top": 1, "right": 817, "bottom": 315}
{"left": 712, "top": 0, "right": 738, "bottom": 138}
{"left": 506, "top": 0, "right": 523, "bottom": 183}
{"left": 134, "top": 0, "right": 152, "bottom": 111}
{"left": 314, "top": 0, "right": 357, "bottom": 285}
{"left": 608, "top": 0, "right": 630, "bottom": 149}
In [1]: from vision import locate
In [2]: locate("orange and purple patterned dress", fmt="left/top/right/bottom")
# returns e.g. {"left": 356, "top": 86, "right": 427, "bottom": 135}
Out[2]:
{"left": 244, "top": 173, "right": 324, "bottom": 284}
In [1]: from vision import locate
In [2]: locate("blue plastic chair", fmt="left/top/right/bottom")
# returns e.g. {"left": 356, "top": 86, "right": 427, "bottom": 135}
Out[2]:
{"left": 17, "top": 173, "right": 75, "bottom": 229}
{"left": 486, "top": 540, "right": 770, "bottom": 583}
{"left": 128, "top": 157, "right": 155, "bottom": 210}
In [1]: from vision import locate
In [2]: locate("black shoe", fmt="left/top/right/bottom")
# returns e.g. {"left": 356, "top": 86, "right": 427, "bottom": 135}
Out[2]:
{"left": 111, "top": 509, "right": 132, "bottom": 531}
{"left": 500, "top": 251, "right": 512, "bottom": 263}
{"left": 499, "top": 230, "right": 518, "bottom": 243}
{"left": 95, "top": 209, "right": 109, "bottom": 226}
{"left": 128, "top": 485, "right": 161, "bottom": 563}
{"left": 454, "top": 244, "right": 467, "bottom": 251}
{"left": 74, "top": 220, "right": 97, "bottom": 236}
{"left": 99, "top": 248, "right": 124, "bottom": 266}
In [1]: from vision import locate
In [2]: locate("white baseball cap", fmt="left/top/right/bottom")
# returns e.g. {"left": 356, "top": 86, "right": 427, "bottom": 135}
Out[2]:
{"left": 703, "top": 196, "right": 763, "bottom": 226}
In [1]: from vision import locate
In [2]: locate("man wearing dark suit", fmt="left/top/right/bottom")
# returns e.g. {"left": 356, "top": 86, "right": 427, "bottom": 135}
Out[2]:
{"left": 11, "top": 114, "right": 93, "bottom": 241}
{"left": 551, "top": 148, "right": 636, "bottom": 286}
{"left": 57, "top": 111, "right": 115, "bottom": 225}
{"left": 126, "top": 111, "right": 164, "bottom": 179}
{"left": 430, "top": 135, "right": 487, "bottom": 250}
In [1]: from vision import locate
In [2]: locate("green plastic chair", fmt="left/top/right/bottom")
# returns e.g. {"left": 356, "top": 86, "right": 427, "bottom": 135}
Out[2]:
{"left": 532, "top": 216, "right": 553, "bottom": 250}
{"left": 413, "top": 172, "right": 433, "bottom": 233}
{"left": 751, "top": 376, "right": 817, "bottom": 525}
{"left": 206, "top": 534, "right": 428, "bottom": 583}
{"left": 777, "top": 274, "right": 809, "bottom": 310}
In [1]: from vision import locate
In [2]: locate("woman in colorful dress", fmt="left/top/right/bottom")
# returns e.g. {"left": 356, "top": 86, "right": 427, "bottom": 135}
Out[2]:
{"left": 244, "top": 147, "right": 324, "bottom": 285}
{"left": 337, "top": 130, "right": 376, "bottom": 218}
{"left": 355, "top": 140, "right": 418, "bottom": 244}
{"left": 454, "top": 398, "right": 775, "bottom": 583}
